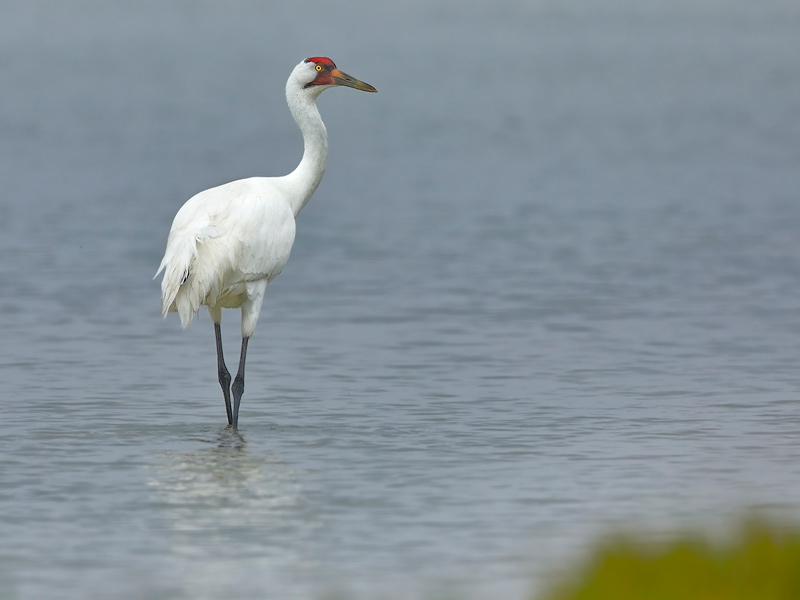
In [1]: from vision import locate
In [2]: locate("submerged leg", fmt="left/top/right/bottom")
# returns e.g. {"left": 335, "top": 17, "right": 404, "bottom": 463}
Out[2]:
{"left": 214, "top": 322, "right": 233, "bottom": 426}
{"left": 231, "top": 336, "right": 249, "bottom": 428}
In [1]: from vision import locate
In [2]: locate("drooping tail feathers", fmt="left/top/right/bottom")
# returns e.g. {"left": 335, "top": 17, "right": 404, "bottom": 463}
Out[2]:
{"left": 155, "top": 232, "right": 200, "bottom": 328}
{"left": 155, "top": 221, "right": 234, "bottom": 329}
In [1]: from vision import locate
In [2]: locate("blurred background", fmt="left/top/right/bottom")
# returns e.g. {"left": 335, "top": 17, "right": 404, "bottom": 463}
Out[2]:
{"left": 1, "top": 0, "right": 799, "bottom": 599}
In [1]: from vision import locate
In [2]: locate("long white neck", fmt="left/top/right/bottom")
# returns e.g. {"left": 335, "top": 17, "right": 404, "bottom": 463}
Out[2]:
{"left": 281, "top": 84, "right": 328, "bottom": 217}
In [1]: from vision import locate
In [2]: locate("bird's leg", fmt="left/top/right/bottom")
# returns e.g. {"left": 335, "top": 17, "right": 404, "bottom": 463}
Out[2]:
{"left": 231, "top": 336, "right": 249, "bottom": 428}
{"left": 214, "top": 322, "right": 233, "bottom": 426}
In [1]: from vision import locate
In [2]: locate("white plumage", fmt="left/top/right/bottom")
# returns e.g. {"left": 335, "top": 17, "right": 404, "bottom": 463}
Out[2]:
{"left": 155, "top": 57, "right": 376, "bottom": 427}
{"left": 157, "top": 178, "right": 296, "bottom": 336}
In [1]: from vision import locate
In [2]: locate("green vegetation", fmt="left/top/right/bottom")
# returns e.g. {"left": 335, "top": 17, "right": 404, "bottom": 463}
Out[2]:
{"left": 539, "top": 520, "right": 800, "bottom": 600}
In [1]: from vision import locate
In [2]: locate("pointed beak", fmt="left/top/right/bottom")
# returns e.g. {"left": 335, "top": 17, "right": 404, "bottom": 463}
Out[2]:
{"left": 330, "top": 68, "right": 377, "bottom": 93}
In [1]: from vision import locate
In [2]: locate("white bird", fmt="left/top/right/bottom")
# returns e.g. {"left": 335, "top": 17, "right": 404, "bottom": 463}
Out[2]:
{"left": 155, "top": 57, "right": 376, "bottom": 428}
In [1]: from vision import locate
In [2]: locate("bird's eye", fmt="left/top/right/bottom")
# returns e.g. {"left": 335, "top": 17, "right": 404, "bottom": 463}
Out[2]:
{"left": 315, "top": 65, "right": 322, "bottom": 72}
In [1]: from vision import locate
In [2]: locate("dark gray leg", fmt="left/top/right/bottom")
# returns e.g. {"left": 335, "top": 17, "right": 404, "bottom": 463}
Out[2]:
{"left": 214, "top": 323, "right": 233, "bottom": 425}
{"left": 231, "top": 336, "right": 249, "bottom": 428}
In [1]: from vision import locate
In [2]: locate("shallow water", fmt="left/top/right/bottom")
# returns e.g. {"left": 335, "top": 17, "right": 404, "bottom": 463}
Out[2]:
{"left": 2, "top": 1, "right": 800, "bottom": 598}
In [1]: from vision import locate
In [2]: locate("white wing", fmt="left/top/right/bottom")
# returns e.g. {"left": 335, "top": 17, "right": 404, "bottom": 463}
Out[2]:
{"left": 156, "top": 177, "right": 296, "bottom": 328}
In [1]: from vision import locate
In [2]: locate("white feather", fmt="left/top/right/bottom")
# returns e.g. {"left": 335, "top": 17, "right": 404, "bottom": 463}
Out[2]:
{"left": 155, "top": 178, "right": 296, "bottom": 334}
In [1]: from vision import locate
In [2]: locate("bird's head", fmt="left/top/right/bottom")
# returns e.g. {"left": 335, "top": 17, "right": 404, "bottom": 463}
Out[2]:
{"left": 292, "top": 57, "right": 377, "bottom": 95}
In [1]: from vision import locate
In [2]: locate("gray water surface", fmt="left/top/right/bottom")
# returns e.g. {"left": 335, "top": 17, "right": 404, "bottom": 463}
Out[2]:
{"left": 2, "top": 1, "right": 800, "bottom": 599}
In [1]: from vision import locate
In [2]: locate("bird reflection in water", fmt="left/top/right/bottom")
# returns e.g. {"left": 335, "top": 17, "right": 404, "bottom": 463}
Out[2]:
{"left": 149, "top": 427, "right": 313, "bottom": 547}
{"left": 148, "top": 429, "right": 319, "bottom": 595}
